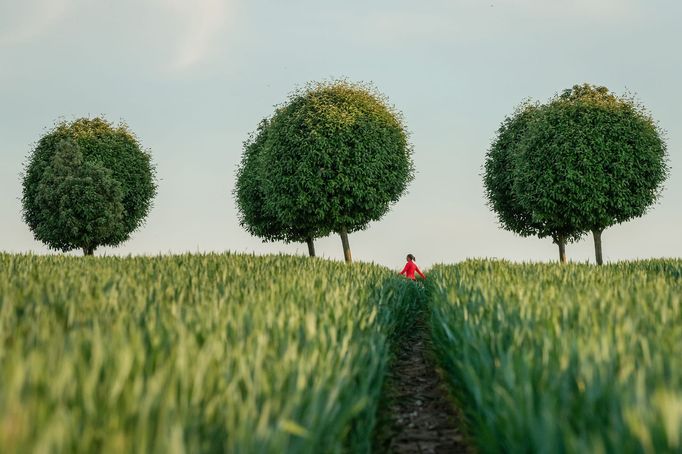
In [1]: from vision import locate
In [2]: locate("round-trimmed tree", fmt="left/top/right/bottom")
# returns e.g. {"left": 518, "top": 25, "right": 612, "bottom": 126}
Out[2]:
{"left": 22, "top": 118, "right": 156, "bottom": 255}
{"left": 484, "top": 102, "right": 584, "bottom": 263}
{"left": 516, "top": 84, "right": 668, "bottom": 264}
{"left": 253, "top": 80, "right": 414, "bottom": 263}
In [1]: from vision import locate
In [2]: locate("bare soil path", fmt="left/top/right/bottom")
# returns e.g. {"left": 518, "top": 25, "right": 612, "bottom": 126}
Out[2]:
{"left": 374, "top": 314, "right": 472, "bottom": 453}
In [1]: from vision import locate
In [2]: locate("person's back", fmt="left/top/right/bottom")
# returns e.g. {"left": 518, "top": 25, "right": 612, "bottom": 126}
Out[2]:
{"left": 399, "top": 254, "right": 425, "bottom": 280}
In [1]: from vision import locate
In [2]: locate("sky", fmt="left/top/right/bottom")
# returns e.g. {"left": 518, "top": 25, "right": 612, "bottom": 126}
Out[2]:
{"left": 1, "top": 0, "right": 681, "bottom": 270}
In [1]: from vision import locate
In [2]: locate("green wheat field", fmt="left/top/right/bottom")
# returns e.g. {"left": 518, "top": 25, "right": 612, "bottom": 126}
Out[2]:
{"left": 1, "top": 254, "right": 680, "bottom": 453}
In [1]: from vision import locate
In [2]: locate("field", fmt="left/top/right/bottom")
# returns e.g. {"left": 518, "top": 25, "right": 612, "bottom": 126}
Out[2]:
{"left": 428, "top": 260, "right": 682, "bottom": 453}
{"left": 1, "top": 254, "right": 681, "bottom": 453}
{"left": 0, "top": 253, "right": 418, "bottom": 453}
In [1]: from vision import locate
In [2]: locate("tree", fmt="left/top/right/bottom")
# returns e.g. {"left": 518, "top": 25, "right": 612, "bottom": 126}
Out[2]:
{"left": 484, "top": 102, "right": 583, "bottom": 263}
{"left": 524, "top": 85, "right": 668, "bottom": 265}
{"left": 256, "top": 80, "right": 414, "bottom": 263}
{"left": 235, "top": 120, "right": 325, "bottom": 256}
{"left": 22, "top": 118, "right": 156, "bottom": 255}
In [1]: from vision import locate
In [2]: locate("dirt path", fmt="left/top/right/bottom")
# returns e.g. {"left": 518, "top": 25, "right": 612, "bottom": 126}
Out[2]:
{"left": 374, "top": 315, "right": 472, "bottom": 453}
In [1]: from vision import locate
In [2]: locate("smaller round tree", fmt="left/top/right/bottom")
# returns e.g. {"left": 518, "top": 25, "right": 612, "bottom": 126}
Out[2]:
{"left": 258, "top": 80, "right": 414, "bottom": 263}
{"left": 526, "top": 85, "right": 669, "bottom": 264}
{"left": 22, "top": 118, "right": 156, "bottom": 255}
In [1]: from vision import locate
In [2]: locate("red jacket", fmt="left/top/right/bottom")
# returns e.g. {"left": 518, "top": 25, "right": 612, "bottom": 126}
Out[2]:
{"left": 400, "top": 261, "right": 425, "bottom": 280}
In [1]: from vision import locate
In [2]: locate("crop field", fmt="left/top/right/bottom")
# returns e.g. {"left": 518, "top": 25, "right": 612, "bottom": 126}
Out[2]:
{"left": 2, "top": 254, "right": 681, "bottom": 453}
{"left": 0, "top": 253, "right": 419, "bottom": 453}
{"left": 428, "top": 260, "right": 682, "bottom": 453}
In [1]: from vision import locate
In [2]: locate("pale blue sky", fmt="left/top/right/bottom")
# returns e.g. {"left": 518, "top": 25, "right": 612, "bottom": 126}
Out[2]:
{"left": 1, "top": 0, "right": 680, "bottom": 269}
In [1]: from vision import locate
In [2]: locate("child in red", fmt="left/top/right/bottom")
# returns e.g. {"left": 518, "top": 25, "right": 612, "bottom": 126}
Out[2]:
{"left": 399, "top": 254, "right": 425, "bottom": 280}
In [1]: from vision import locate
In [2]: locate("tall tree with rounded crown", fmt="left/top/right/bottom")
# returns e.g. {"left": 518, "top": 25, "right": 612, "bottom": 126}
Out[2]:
{"left": 258, "top": 80, "right": 414, "bottom": 263}
{"left": 516, "top": 84, "right": 668, "bottom": 264}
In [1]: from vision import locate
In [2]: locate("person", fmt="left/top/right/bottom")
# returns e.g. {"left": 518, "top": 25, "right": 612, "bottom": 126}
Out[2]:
{"left": 399, "top": 254, "right": 425, "bottom": 280}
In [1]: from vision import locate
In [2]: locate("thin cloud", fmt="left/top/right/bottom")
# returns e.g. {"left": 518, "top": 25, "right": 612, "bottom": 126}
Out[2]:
{"left": 354, "top": 0, "right": 640, "bottom": 48}
{"left": 162, "top": 0, "right": 230, "bottom": 70}
{"left": 0, "top": 0, "right": 72, "bottom": 46}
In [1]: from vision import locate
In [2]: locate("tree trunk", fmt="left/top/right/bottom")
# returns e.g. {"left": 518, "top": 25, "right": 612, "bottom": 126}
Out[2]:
{"left": 556, "top": 236, "right": 567, "bottom": 264}
{"left": 82, "top": 246, "right": 94, "bottom": 256}
{"left": 339, "top": 227, "right": 352, "bottom": 264}
{"left": 306, "top": 236, "right": 316, "bottom": 257}
{"left": 592, "top": 229, "right": 603, "bottom": 266}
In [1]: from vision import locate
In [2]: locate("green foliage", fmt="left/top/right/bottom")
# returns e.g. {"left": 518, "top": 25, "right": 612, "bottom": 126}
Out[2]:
{"left": 235, "top": 120, "right": 319, "bottom": 243}
{"left": 514, "top": 84, "right": 668, "bottom": 235}
{"left": 22, "top": 117, "right": 156, "bottom": 253}
{"left": 264, "top": 80, "right": 414, "bottom": 234}
{"left": 428, "top": 260, "right": 682, "bottom": 453}
{"left": 484, "top": 101, "right": 583, "bottom": 260}
{"left": 483, "top": 102, "right": 556, "bottom": 239}
{"left": 235, "top": 80, "right": 414, "bottom": 258}
{"left": 29, "top": 139, "right": 126, "bottom": 254}
{"left": 0, "top": 253, "right": 419, "bottom": 453}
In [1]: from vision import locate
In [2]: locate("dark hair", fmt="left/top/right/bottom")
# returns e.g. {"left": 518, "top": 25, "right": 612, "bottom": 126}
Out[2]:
{"left": 407, "top": 254, "right": 416, "bottom": 261}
